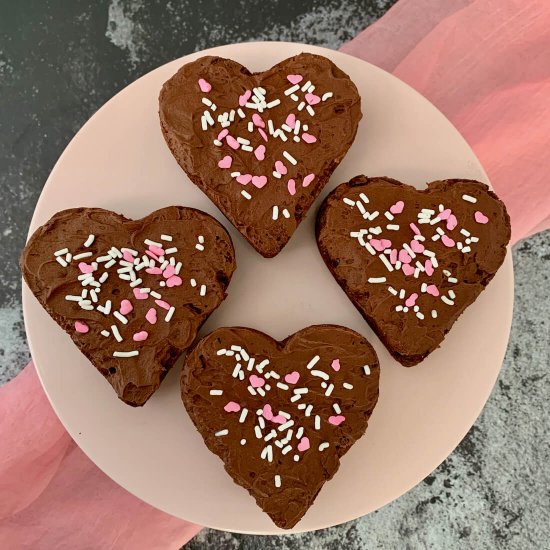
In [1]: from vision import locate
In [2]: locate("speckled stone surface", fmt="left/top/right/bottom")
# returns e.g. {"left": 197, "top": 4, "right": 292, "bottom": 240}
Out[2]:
{"left": 1, "top": 1, "right": 549, "bottom": 548}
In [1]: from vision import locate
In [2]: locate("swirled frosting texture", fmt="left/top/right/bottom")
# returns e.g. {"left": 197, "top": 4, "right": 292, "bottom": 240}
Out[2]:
{"left": 21, "top": 206, "right": 236, "bottom": 406}
{"left": 181, "top": 325, "right": 379, "bottom": 529}
{"left": 159, "top": 53, "right": 362, "bottom": 257}
{"left": 316, "top": 176, "right": 511, "bottom": 366}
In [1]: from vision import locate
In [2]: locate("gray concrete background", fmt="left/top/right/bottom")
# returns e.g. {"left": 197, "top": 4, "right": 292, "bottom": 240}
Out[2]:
{"left": 1, "top": 1, "right": 548, "bottom": 548}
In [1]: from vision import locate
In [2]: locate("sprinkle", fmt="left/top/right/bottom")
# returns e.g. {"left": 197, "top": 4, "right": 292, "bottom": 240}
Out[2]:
{"left": 363, "top": 365, "right": 371, "bottom": 375}
{"left": 272, "top": 171, "right": 282, "bottom": 179}
{"left": 54, "top": 248, "right": 69, "bottom": 256}
{"left": 319, "top": 442, "right": 330, "bottom": 452}
{"left": 388, "top": 286, "right": 398, "bottom": 296}
{"left": 240, "top": 439, "right": 246, "bottom": 446}
{"left": 379, "top": 254, "right": 394, "bottom": 272}
{"left": 282, "top": 445, "right": 292, "bottom": 455}
{"left": 322, "top": 92, "right": 333, "bottom": 101}
{"left": 441, "top": 296, "right": 455, "bottom": 306}
{"left": 266, "top": 99, "right": 281, "bottom": 108}
{"left": 209, "top": 389, "right": 223, "bottom": 396}
{"left": 239, "top": 408, "right": 248, "bottom": 423}
{"left": 73, "top": 252, "right": 93, "bottom": 260}
{"left": 368, "top": 277, "right": 386, "bottom": 283}
{"left": 385, "top": 211, "right": 394, "bottom": 221}
{"left": 113, "top": 311, "right": 128, "bottom": 325}
{"left": 277, "top": 382, "right": 289, "bottom": 390}
{"left": 282, "top": 151, "right": 297, "bottom": 165}
{"left": 306, "top": 355, "right": 320, "bottom": 370}
{"left": 282, "top": 209, "right": 290, "bottom": 219}
{"left": 200, "top": 285, "right": 207, "bottom": 296}
{"left": 113, "top": 350, "right": 139, "bottom": 357}
{"left": 285, "top": 84, "right": 300, "bottom": 95}
{"left": 274, "top": 475, "right": 281, "bottom": 488}
{"left": 272, "top": 206, "right": 279, "bottom": 220}
{"left": 311, "top": 370, "right": 329, "bottom": 380}
{"left": 84, "top": 234, "right": 95, "bottom": 247}
{"left": 258, "top": 416, "right": 266, "bottom": 429}
{"left": 100, "top": 330, "right": 110, "bottom": 337}
{"left": 462, "top": 246, "right": 472, "bottom": 253}
{"left": 315, "top": 415, "right": 321, "bottom": 430}
{"left": 306, "top": 105, "right": 315, "bottom": 116}
{"left": 165, "top": 306, "right": 175, "bottom": 322}
{"left": 387, "top": 224, "right": 400, "bottom": 231}
{"left": 343, "top": 382, "right": 353, "bottom": 390}
{"left": 431, "top": 310, "right": 438, "bottom": 319}
{"left": 56, "top": 257, "right": 68, "bottom": 267}
{"left": 254, "top": 426, "right": 262, "bottom": 439}
{"left": 65, "top": 295, "right": 81, "bottom": 301}
{"left": 144, "top": 239, "right": 162, "bottom": 248}
{"left": 305, "top": 404, "right": 313, "bottom": 416}
{"left": 325, "top": 383, "right": 334, "bottom": 396}
{"left": 190, "top": 279, "right": 197, "bottom": 287}
{"left": 215, "top": 429, "right": 228, "bottom": 437}
{"left": 278, "top": 420, "right": 294, "bottom": 431}
{"left": 248, "top": 385, "right": 257, "bottom": 396}
{"left": 232, "top": 363, "right": 241, "bottom": 378}
{"left": 462, "top": 194, "right": 477, "bottom": 203}
{"left": 109, "top": 325, "right": 123, "bottom": 342}
{"left": 448, "top": 277, "right": 458, "bottom": 284}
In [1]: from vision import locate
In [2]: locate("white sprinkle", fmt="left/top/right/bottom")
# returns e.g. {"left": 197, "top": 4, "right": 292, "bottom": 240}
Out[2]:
{"left": 368, "top": 277, "right": 386, "bottom": 283}
{"left": 195, "top": 243, "right": 204, "bottom": 252}
{"left": 54, "top": 248, "right": 69, "bottom": 256}
{"left": 73, "top": 252, "right": 93, "bottom": 260}
{"left": 240, "top": 439, "right": 246, "bottom": 446}
{"left": 306, "top": 355, "right": 320, "bottom": 370}
{"left": 257, "top": 359, "right": 270, "bottom": 372}
{"left": 100, "top": 330, "right": 110, "bottom": 338}
{"left": 315, "top": 415, "right": 321, "bottom": 430}
{"left": 239, "top": 408, "right": 248, "bottom": 423}
{"left": 290, "top": 93, "right": 299, "bottom": 101}
{"left": 423, "top": 250, "right": 435, "bottom": 258}
{"left": 462, "top": 194, "right": 477, "bottom": 203}
{"left": 215, "top": 429, "right": 228, "bottom": 437}
{"left": 277, "top": 382, "right": 289, "bottom": 390}
{"left": 319, "top": 442, "right": 330, "bottom": 451}
{"left": 237, "top": 108, "right": 246, "bottom": 118}
{"left": 90, "top": 289, "right": 98, "bottom": 303}
{"left": 441, "top": 296, "right": 455, "bottom": 306}
{"left": 200, "top": 285, "right": 206, "bottom": 296}
{"left": 457, "top": 242, "right": 463, "bottom": 250}
{"left": 64, "top": 253, "right": 72, "bottom": 262}
{"left": 113, "top": 311, "right": 128, "bottom": 325}
{"left": 448, "top": 277, "right": 458, "bottom": 284}
{"left": 306, "top": 105, "right": 315, "bottom": 116}
{"left": 163, "top": 247, "right": 177, "bottom": 255}
{"left": 216, "top": 349, "right": 226, "bottom": 356}
{"left": 113, "top": 350, "right": 139, "bottom": 358}
{"left": 290, "top": 395, "right": 301, "bottom": 403}
{"left": 84, "top": 234, "right": 95, "bottom": 247}
{"left": 379, "top": 254, "right": 394, "bottom": 272}
{"left": 272, "top": 171, "right": 282, "bottom": 179}
{"left": 343, "top": 382, "right": 354, "bottom": 390}
{"left": 282, "top": 150, "right": 297, "bottom": 165}
{"left": 322, "top": 92, "right": 333, "bottom": 101}
{"left": 388, "top": 286, "right": 398, "bottom": 296}
{"left": 165, "top": 306, "right": 175, "bottom": 322}
{"left": 387, "top": 224, "right": 400, "bottom": 231}
{"left": 266, "top": 99, "right": 281, "bottom": 108}
{"left": 159, "top": 235, "right": 173, "bottom": 242}
{"left": 297, "top": 101, "right": 305, "bottom": 111}
{"left": 272, "top": 206, "right": 279, "bottom": 220}
{"left": 201, "top": 97, "right": 212, "bottom": 107}
{"left": 258, "top": 416, "right": 266, "bottom": 430}
{"left": 305, "top": 405, "right": 313, "bottom": 417}
{"left": 384, "top": 211, "right": 394, "bottom": 220}
{"left": 297, "top": 404, "right": 306, "bottom": 410}
{"left": 65, "top": 295, "right": 81, "bottom": 302}
{"left": 282, "top": 445, "right": 292, "bottom": 455}
{"left": 254, "top": 426, "right": 262, "bottom": 439}
{"left": 462, "top": 246, "right": 472, "bottom": 253}
{"left": 284, "top": 84, "right": 300, "bottom": 95}
{"left": 110, "top": 325, "right": 123, "bottom": 342}
{"left": 56, "top": 257, "right": 68, "bottom": 267}
{"left": 365, "top": 242, "right": 376, "bottom": 255}
{"left": 311, "top": 370, "right": 329, "bottom": 381}
{"left": 325, "top": 383, "right": 334, "bottom": 396}
{"left": 129, "top": 278, "right": 142, "bottom": 288}
{"left": 343, "top": 198, "right": 355, "bottom": 206}
{"left": 232, "top": 363, "right": 241, "bottom": 378}
{"left": 190, "top": 278, "right": 197, "bottom": 287}
{"left": 256, "top": 387, "right": 266, "bottom": 397}
{"left": 274, "top": 475, "right": 281, "bottom": 488}
{"left": 248, "top": 385, "right": 257, "bottom": 396}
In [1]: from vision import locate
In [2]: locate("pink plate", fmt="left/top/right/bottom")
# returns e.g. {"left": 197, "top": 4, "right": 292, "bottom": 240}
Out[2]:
{"left": 22, "top": 42, "right": 513, "bottom": 534}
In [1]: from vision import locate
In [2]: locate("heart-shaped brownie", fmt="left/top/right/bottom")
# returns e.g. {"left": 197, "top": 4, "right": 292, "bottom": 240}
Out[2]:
{"left": 316, "top": 176, "right": 511, "bottom": 366}
{"left": 159, "top": 53, "right": 362, "bottom": 257}
{"left": 181, "top": 324, "right": 379, "bottom": 529}
{"left": 21, "top": 206, "right": 236, "bottom": 406}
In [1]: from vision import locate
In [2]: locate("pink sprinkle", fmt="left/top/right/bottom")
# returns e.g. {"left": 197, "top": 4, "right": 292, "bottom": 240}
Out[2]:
{"left": 426, "top": 284, "right": 439, "bottom": 297}
{"left": 439, "top": 208, "right": 452, "bottom": 220}
{"left": 146, "top": 267, "right": 163, "bottom": 275}
{"left": 78, "top": 262, "right": 94, "bottom": 274}
{"left": 123, "top": 251, "right": 135, "bottom": 263}
{"left": 287, "top": 74, "right": 303, "bottom": 84}
{"left": 218, "top": 155, "right": 232, "bottom": 169}
{"left": 262, "top": 404, "right": 274, "bottom": 420}
{"left": 410, "top": 223, "right": 421, "bottom": 235}
{"left": 252, "top": 175, "right": 267, "bottom": 189}
{"left": 226, "top": 135, "right": 240, "bottom": 150}
{"left": 120, "top": 299, "right": 133, "bottom": 315}
{"left": 390, "top": 249, "right": 398, "bottom": 264}
{"left": 425, "top": 260, "right": 435, "bottom": 276}
{"left": 148, "top": 244, "right": 164, "bottom": 256}
{"left": 331, "top": 359, "right": 341, "bottom": 372}
{"left": 133, "top": 331, "right": 148, "bottom": 342}
{"left": 441, "top": 235, "right": 455, "bottom": 247}
{"left": 302, "top": 173, "right": 315, "bottom": 187}
{"left": 239, "top": 89, "right": 252, "bottom": 107}
{"left": 328, "top": 415, "right": 345, "bottom": 426}
{"left": 258, "top": 128, "right": 268, "bottom": 142}
{"left": 224, "top": 401, "right": 241, "bottom": 413}
{"left": 145, "top": 308, "right": 157, "bottom": 324}
{"left": 254, "top": 145, "right": 266, "bottom": 161}
{"left": 272, "top": 415, "right": 287, "bottom": 424}
{"left": 275, "top": 160, "right": 287, "bottom": 175}
{"left": 371, "top": 239, "right": 391, "bottom": 252}
{"left": 284, "top": 371, "right": 300, "bottom": 384}
{"left": 402, "top": 263, "right": 415, "bottom": 276}
{"left": 236, "top": 174, "right": 252, "bottom": 185}
{"left": 287, "top": 179, "right": 296, "bottom": 196}
{"left": 249, "top": 374, "right": 265, "bottom": 388}
{"left": 198, "top": 78, "right": 211, "bottom": 92}
{"left": 155, "top": 299, "right": 170, "bottom": 310}
{"left": 410, "top": 239, "right": 425, "bottom": 253}
{"left": 305, "top": 92, "right": 321, "bottom": 105}
{"left": 447, "top": 214, "right": 458, "bottom": 231}
{"left": 75, "top": 321, "right": 89, "bottom": 334}
{"left": 285, "top": 113, "right": 296, "bottom": 128}
{"left": 297, "top": 437, "right": 310, "bottom": 452}
{"left": 166, "top": 275, "right": 183, "bottom": 288}
{"left": 405, "top": 293, "right": 418, "bottom": 307}
{"left": 301, "top": 133, "right": 317, "bottom": 144}
{"left": 145, "top": 250, "right": 159, "bottom": 261}
{"left": 163, "top": 264, "right": 176, "bottom": 278}
{"left": 398, "top": 249, "right": 412, "bottom": 264}
{"left": 475, "top": 211, "right": 489, "bottom": 224}
{"left": 218, "top": 129, "right": 229, "bottom": 140}
{"left": 390, "top": 201, "right": 405, "bottom": 215}
{"left": 252, "top": 113, "right": 265, "bottom": 128}
{"left": 133, "top": 288, "right": 149, "bottom": 300}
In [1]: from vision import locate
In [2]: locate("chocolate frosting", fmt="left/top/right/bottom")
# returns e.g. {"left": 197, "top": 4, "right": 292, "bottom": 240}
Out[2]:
{"left": 181, "top": 325, "right": 379, "bottom": 529}
{"left": 21, "top": 206, "right": 236, "bottom": 406}
{"left": 317, "top": 176, "right": 511, "bottom": 366}
{"left": 159, "top": 53, "right": 362, "bottom": 257}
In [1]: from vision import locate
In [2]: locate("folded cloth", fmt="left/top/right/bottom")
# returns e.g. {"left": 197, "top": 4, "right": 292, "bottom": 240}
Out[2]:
{"left": 2, "top": 1, "right": 549, "bottom": 548}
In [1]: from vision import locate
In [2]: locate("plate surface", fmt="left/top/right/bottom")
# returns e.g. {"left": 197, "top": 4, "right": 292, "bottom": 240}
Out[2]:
{"left": 22, "top": 42, "right": 513, "bottom": 534}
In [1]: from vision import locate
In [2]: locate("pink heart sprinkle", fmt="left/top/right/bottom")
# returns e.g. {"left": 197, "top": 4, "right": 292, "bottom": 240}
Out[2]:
{"left": 145, "top": 308, "right": 157, "bottom": 324}
{"left": 297, "top": 437, "right": 310, "bottom": 452}
{"left": 149, "top": 244, "right": 164, "bottom": 256}
{"left": 370, "top": 239, "right": 383, "bottom": 251}
{"left": 218, "top": 129, "right": 229, "bottom": 140}
{"left": 133, "top": 331, "right": 148, "bottom": 342}
{"left": 272, "top": 415, "right": 287, "bottom": 424}
{"left": 287, "top": 179, "right": 296, "bottom": 196}
{"left": 426, "top": 284, "right": 439, "bottom": 297}
{"left": 155, "top": 299, "right": 170, "bottom": 310}
{"left": 239, "top": 89, "right": 251, "bottom": 107}
{"left": 410, "top": 239, "right": 425, "bottom": 253}
{"left": 275, "top": 160, "right": 287, "bottom": 175}
{"left": 123, "top": 251, "right": 135, "bottom": 263}
{"left": 441, "top": 235, "right": 455, "bottom": 247}
{"left": 405, "top": 293, "right": 418, "bottom": 307}
{"left": 252, "top": 113, "right": 265, "bottom": 128}
{"left": 133, "top": 288, "right": 149, "bottom": 300}
{"left": 390, "top": 201, "right": 405, "bottom": 215}
{"left": 78, "top": 262, "right": 94, "bottom": 274}
{"left": 390, "top": 249, "right": 398, "bottom": 264}
{"left": 447, "top": 214, "right": 458, "bottom": 231}
{"left": 198, "top": 78, "right": 211, "bottom": 93}
{"left": 439, "top": 208, "right": 451, "bottom": 220}
{"left": 410, "top": 222, "right": 420, "bottom": 235}
{"left": 166, "top": 275, "right": 182, "bottom": 288}
{"left": 302, "top": 173, "right": 315, "bottom": 187}
{"left": 301, "top": 133, "right": 317, "bottom": 144}
{"left": 329, "top": 415, "right": 345, "bottom": 426}
{"left": 398, "top": 249, "right": 412, "bottom": 264}
{"left": 236, "top": 174, "right": 252, "bottom": 185}
{"left": 402, "top": 263, "right": 415, "bottom": 276}
{"left": 287, "top": 74, "right": 303, "bottom": 84}
{"left": 252, "top": 175, "right": 267, "bottom": 189}
{"left": 218, "top": 155, "right": 232, "bottom": 169}
{"left": 258, "top": 128, "right": 268, "bottom": 142}
{"left": 305, "top": 92, "right": 321, "bottom": 105}
{"left": 146, "top": 267, "right": 163, "bottom": 275}
{"left": 226, "top": 135, "right": 240, "bottom": 150}
{"left": 475, "top": 211, "right": 489, "bottom": 224}
{"left": 120, "top": 299, "right": 133, "bottom": 315}
{"left": 262, "top": 404, "right": 274, "bottom": 420}
{"left": 224, "top": 401, "right": 241, "bottom": 413}
{"left": 284, "top": 371, "right": 300, "bottom": 384}
{"left": 74, "top": 321, "right": 89, "bottom": 334}
{"left": 331, "top": 359, "right": 341, "bottom": 372}
{"left": 163, "top": 264, "right": 176, "bottom": 278}
{"left": 249, "top": 374, "right": 265, "bottom": 388}
{"left": 425, "top": 260, "right": 435, "bottom": 276}
{"left": 285, "top": 113, "right": 296, "bottom": 128}
{"left": 254, "top": 145, "right": 266, "bottom": 161}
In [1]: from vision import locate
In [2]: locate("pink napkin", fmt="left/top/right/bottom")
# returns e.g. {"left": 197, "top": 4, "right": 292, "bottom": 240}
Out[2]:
{"left": 2, "top": 1, "right": 549, "bottom": 547}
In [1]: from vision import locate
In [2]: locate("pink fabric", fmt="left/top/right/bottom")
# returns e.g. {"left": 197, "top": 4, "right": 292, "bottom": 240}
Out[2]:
{"left": 2, "top": 1, "right": 549, "bottom": 548}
